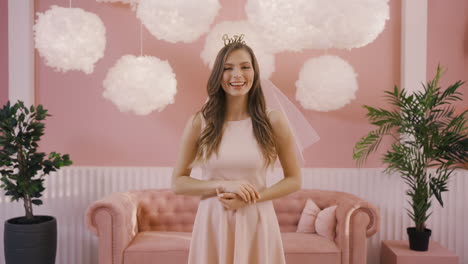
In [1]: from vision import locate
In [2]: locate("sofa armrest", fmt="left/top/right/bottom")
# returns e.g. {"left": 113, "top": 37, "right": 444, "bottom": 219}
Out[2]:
{"left": 85, "top": 192, "right": 139, "bottom": 264}
{"left": 334, "top": 193, "right": 380, "bottom": 264}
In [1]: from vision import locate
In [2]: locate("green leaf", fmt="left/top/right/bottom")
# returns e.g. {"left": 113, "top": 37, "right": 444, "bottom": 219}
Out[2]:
{"left": 31, "top": 199, "right": 43, "bottom": 205}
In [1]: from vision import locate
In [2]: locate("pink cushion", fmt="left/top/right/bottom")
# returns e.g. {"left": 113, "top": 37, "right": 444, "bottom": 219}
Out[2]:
{"left": 281, "top": 232, "right": 340, "bottom": 264}
{"left": 296, "top": 199, "right": 321, "bottom": 233}
{"left": 315, "top": 205, "right": 337, "bottom": 241}
{"left": 281, "top": 232, "right": 340, "bottom": 253}
{"left": 124, "top": 231, "right": 191, "bottom": 264}
{"left": 296, "top": 199, "right": 337, "bottom": 241}
{"left": 123, "top": 231, "right": 341, "bottom": 264}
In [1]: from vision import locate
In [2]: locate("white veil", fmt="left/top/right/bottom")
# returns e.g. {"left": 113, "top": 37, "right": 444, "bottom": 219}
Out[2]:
{"left": 261, "top": 78, "right": 320, "bottom": 166}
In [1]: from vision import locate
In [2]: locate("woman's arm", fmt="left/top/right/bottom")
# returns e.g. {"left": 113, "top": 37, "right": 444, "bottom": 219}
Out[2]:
{"left": 172, "top": 113, "right": 223, "bottom": 197}
{"left": 255, "top": 109, "right": 302, "bottom": 203}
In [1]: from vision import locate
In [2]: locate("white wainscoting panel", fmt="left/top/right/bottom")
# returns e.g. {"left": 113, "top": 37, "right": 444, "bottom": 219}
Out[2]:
{"left": 0, "top": 167, "right": 466, "bottom": 264}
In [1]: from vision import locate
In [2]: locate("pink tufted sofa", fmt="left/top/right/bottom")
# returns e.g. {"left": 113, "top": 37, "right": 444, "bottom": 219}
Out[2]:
{"left": 85, "top": 189, "right": 379, "bottom": 264}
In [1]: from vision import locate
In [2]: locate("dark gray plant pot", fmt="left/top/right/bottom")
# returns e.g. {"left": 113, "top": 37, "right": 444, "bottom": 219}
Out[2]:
{"left": 4, "top": 215, "right": 57, "bottom": 264}
{"left": 407, "top": 227, "right": 432, "bottom": 251}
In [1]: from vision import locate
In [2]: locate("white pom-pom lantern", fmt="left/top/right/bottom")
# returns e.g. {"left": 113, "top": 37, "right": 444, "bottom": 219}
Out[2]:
{"left": 295, "top": 55, "right": 358, "bottom": 112}
{"left": 136, "top": 0, "right": 220, "bottom": 43}
{"left": 328, "top": 0, "right": 390, "bottom": 49}
{"left": 103, "top": 55, "right": 177, "bottom": 115}
{"left": 96, "top": 0, "right": 138, "bottom": 4}
{"left": 34, "top": 5, "right": 106, "bottom": 74}
{"left": 200, "top": 21, "right": 275, "bottom": 79}
{"left": 96, "top": 0, "right": 139, "bottom": 10}
{"left": 245, "top": 0, "right": 389, "bottom": 52}
{"left": 245, "top": 0, "right": 329, "bottom": 52}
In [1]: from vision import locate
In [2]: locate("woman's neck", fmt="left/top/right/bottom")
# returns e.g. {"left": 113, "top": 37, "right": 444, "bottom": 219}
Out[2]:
{"left": 225, "top": 95, "right": 249, "bottom": 121}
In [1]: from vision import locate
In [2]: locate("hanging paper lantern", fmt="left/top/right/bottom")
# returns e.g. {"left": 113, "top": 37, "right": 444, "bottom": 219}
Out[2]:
{"left": 96, "top": 0, "right": 139, "bottom": 10}
{"left": 327, "top": 0, "right": 390, "bottom": 49}
{"left": 200, "top": 20, "right": 275, "bottom": 79}
{"left": 96, "top": 0, "right": 138, "bottom": 4}
{"left": 245, "top": 0, "right": 328, "bottom": 52}
{"left": 34, "top": 5, "right": 106, "bottom": 74}
{"left": 103, "top": 55, "right": 177, "bottom": 115}
{"left": 245, "top": 0, "right": 389, "bottom": 52}
{"left": 295, "top": 55, "right": 358, "bottom": 112}
{"left": 136, "top": 0, "right": 220, "bottom": 43}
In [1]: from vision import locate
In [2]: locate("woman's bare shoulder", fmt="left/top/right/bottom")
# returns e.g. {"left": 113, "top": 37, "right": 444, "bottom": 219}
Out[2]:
{"left": 267, "top": 109, "right": 290, "bottom": 136}
{"left": 188, "top": 112, "right": 203, "bottom": 132}
{"left": 267, "top": 109, "right": 285, "bottom": 125}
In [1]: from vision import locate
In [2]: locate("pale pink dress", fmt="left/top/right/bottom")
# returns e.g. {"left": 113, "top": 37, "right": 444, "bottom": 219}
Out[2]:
{"left": 188, "top": 115, "right": 286, "bottom": 264}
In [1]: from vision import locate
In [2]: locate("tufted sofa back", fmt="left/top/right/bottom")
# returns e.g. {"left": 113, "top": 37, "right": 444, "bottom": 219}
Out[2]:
{"left": 134, "top": 190, "right": 199, "bottom": 232}
{"left": 132, "top": 189, "right": 349, "bottom": 233}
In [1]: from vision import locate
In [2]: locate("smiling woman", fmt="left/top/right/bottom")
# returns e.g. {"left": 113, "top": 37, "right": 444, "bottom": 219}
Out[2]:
{"left": 171, "top": 36, "right": 303, "bottom": 264}
{"left": 221, "top": 49, "right": 255, "bottom": 102}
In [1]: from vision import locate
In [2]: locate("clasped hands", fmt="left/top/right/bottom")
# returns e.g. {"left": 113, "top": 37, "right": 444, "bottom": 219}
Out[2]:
{"left": 216, "top": 180, "right": 261, "bottom": 211}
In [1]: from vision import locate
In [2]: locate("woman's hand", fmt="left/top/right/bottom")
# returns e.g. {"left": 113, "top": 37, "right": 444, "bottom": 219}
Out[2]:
{"left": 220, "top": 180, "right": 260, "bottom": 203}
{"left": 216, "top": 189, "right": 251, "bottom": 211}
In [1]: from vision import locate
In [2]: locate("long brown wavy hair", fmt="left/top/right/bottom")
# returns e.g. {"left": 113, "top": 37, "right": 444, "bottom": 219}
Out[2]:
{"left": 191, "top": 42, "right": 277, "bottom": 169}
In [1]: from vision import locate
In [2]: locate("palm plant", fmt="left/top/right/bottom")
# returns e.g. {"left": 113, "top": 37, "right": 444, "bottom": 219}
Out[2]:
{"left": 353, "top": 66, "right": 468, "bottom": 234}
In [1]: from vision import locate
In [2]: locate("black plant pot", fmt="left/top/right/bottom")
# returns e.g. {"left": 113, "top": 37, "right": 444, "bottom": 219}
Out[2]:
{"left": 407, "top": 227, "right": 432, "bottom": 251}
{"left": 4, "top": 215, "right": 57, "bottom": 264}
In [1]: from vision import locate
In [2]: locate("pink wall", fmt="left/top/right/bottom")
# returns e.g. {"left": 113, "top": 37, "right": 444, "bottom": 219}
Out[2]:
{"left": 27, "top": 0, "right": 466, "bottom": 167}
{"left": 427, "top": 0, "right": 468, "bottom": 113}
{"left": 0, "top": 0, "right": 8, "bottom": 106}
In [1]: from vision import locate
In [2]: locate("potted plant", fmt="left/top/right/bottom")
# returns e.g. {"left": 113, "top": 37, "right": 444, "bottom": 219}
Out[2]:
{"left": 0, "top": 101, "right": 72, "bottom": 264}
{"left": 353, "top": 66, "right": 468, "bottom": 251}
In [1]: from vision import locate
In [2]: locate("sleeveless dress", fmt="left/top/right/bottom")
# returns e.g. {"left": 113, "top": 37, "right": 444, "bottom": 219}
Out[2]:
{"left": 188, "top": 114, "right": 286, "bottom": 264}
